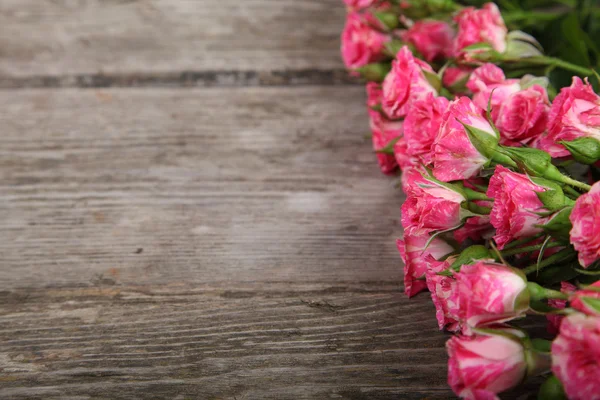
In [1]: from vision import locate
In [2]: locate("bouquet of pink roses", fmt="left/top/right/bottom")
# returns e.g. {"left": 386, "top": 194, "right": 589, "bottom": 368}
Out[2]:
{"left": 341, "top": 1, "right": 600, "bottom": 399}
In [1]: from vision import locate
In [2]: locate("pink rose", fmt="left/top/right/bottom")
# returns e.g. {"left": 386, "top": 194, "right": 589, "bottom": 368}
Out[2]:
{"left": 547, "top": 281, "right": 578, "bottom": 335}
{"left": 397, "top": 233, "right": 453, "bottom": 297}
{"left": 382, "top": 46, "right": 437, "bottom": 119}
{"left": 455, "top": 261, "right": 529, "bottom": 333}
{"left": 447, "top": 329, "right": 528, "bottom": 400}
{"left": 401, "top": 176, "right": 466, "bottom": 234}
{"left": 466, "top": 64, "right": 521, "bottom": 121}
{"left": 570, "top": 181, "right": 600, "bottom": 268}
{"left": 454, "top": 3, "right": 508, "bottom": 58}
{"left": 400, "top": 166, "right": 430, "bottom": 196}
{"left": 425, "top": 257, "right": 460, "bottom": 331}
{"left": 404, "top": 93, "right": 449, "bottom": 165}
{"left": 538, "top": 77, "right": 600, "bottom": 157}
{"left": 432, "top": 97, "right": 496, "bottom": 182}
{"left": 571, "top": 281, "right": 600, "bottom": 316}
{"left": 487, "top": 165, "right": 550, "bottom": 249}
{"left": 393, "top": 135, "right": 418, "bottom": 170}
{"left": 496, "top": 85, "right": 550, "bottom": 144}
{"left": 343, "top": 0, "right": 376, "bottom": 10}
{"left": 552, "top": 313, "right": 600, "bottom": 400}
{"left": 366, "top": 82, "right": 383, "bottom": 119}
{"left": 370, "top": 111, "right": 402, "bottom": 174}
{"left": 401, "top": 20, "right": 454, "bottom": 62}
{"left": 341, "top": 12, "right": 389, "bottom": 69}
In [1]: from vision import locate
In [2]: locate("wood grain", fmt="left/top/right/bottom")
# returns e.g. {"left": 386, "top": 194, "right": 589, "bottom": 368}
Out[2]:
{"left": 0, "top": 285, "right": 457, "bottom": 399}
{"left": 0, "top": 0, "right": 346, "bottom": 81}
{"left": 0, "top": 87, "right": 404, "bottom": 289}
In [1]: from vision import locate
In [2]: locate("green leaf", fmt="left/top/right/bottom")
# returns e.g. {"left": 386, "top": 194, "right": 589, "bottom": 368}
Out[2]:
{"left": 561, "top": 12, "right": 591, "bottom": 66}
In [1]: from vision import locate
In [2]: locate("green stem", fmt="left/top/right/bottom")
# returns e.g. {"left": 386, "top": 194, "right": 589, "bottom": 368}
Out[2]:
{"left": 505, "top": 56, "right": 596, "bottom": 78}
{"left": 564, "top": 185, "right": 582, "bottom": 199}
{"left": 502, "top": 233, "right": 545, "bottom": 250}
{"left": 522, "top": 248, "right": 577, "bottom": 275}
{"left": 501, "top": 242, "right": 563, "bottom": 257}
{"left": 503, "top": 10, "right": 565, "bottom": 24}
{"left": 467, "top": 202, "right": 491, "bottom": 215}
{"left": 557, "top": 174, "right": 592, "bottom": 191}
{"left": 463, "top": 187, "right": 492, "bottom": 201}
{"left": 527, "top": 282, "right": 569, "bottom": 300}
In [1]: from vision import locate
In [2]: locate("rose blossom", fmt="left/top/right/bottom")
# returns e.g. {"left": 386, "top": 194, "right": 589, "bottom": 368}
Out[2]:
{"left": 487, "top": 165, "right": 550, "bottom": 249}
{"left": 370, "top": 111, "right": 402, "bottom": 174}
{"left": 400, "top": 166, "right": 430, "bottom": 196}
{"left": 366, "top": 82, "right": 382, "bottom": 118}
{"left": 552, "top": 313, "right": 600, "bottom": 400}
{"left": 455, "top": 261, "right": 529, "bottom": 333}
{"left": 466, "top": 63, "right": 521, "bottom": 121}
{"left": 343, "top": 0, "right": 376, "bottom": 10}
{"left": 404, "top": 93, "right": 449, "bottom": 164}
{"left": 453, "top": 3, "right": 508, "bottom": 58}
{"left": 537, "top": 77, "right": 600, "bottom": 157}
{"left": 401, "top": 20, "right": 454, "bottom": 62}
{"left": 393, "top": 135, "right": 418, "bottom": 170}
{"left": 341, "top": 12, "right": 389, "bottom": 69}
{"left": 381, "top": 46, "right": 437, "bottom": 119}
{"left": 432, "top": 96, "right": 496, "bottom": 181}
{"left": 571, "top": 281, "right": 600, "bottom": 316}
{"left": 447, "top": 329, "right": 528, "bottom": 400}
{"left": 401, "top": 177, "right": 466, "bottom": 234}
{"left": 495, "top": 85, "right": 550, "bottom": 144}
{"left": 570, "top": 181, "right": 600, "bottom": 268}
{"left": 397, "top": 233, "right": 453, "bottom": 297}
{"left": 547, "top": 281, "right": 578, "bottom": 335}
{"left": 425, "top": 256, "right": 460, "bottom": 331}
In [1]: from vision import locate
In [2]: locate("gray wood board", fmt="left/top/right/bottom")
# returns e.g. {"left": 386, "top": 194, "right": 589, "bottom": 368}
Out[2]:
{"left": 0, "top": 87, "right": 403, "bottom": 289}
{"left": 0, "top": 0, "right": 347, "bottom": 83}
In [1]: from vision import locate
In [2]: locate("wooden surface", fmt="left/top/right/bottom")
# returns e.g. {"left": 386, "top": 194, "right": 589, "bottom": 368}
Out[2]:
{"left": 0, "top": 1, "right": 541, "bottom": 399}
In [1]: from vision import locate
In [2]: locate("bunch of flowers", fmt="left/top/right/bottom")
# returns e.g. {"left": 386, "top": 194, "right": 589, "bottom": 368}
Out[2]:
{"left": 341, "top": 1, "right": 600, "bottom": 399}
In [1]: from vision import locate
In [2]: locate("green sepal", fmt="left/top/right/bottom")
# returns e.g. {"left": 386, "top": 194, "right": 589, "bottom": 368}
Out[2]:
{"left": 540, "top": 207, "right": 573, "bottom": 241}
{"left": 373, "top": 11, "right": 399, "bottom": 31}
{"left": 384, "top": 39, "right": 405, "bottom": 58}
{"left": 459, "top": 121, "right": 498, "bottom": 160}
{"left": 519, "top": 74, "right": 549, "bottom": 90}
{"left": 422, "top": 69, "right": 442, "bottom": 93}
{"left": 375, "top": 136, "right": 401, "bottom": 154}
{"left": 448, "top": 245, "right": 493, "bottom": 271}
{"left": 505, "top": 30, "right": 544, "bottom": 59}
{"left": 355, "top": 62, "right": 391, "bottom": 83}
{"left": 561, "top": 137, "right": 600, "bottom": 165}
{"left": 580, "top": 297, "right": 600, "bottom": 314}
{"left": 537, "top": 375, "right": 568, "bottom": 400}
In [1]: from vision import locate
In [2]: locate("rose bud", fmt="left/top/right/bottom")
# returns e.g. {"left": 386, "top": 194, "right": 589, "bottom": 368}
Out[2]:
{"left": 537, "top": 77, "right": 600, "bottom": 157}
{"left": 401, "top": 20, "right": 454, "bottom": 62}
{"left": 466, "top": 63, "right": 520, "bottom": 121}
{"left": 401, "top": 174, "right": 469, "bottom": 234}
{"left": 547, "top": 282, "right": 578, "bottom": 335}
{"left": 448, "top": 327, "right": 550, "bottom": 400}
{"left": 397, "top": 232, "right": 453, "bottom": 297}
{"left": 370, "top": 111, "right": 402, "bottom": 174}
{"left": 570, "top": 181, "right": 600, "bottom": 268}
{"left": 425, "top": 256, "right": 460, "bottom": 332}
{"left": 570, "top": 281, "right": 600, "bottom": 317}
{"left": 400, "top": 165, "right": 429, "bottom": 196}
{"left": 432, "top": 97, "right": 497, "bottom": 182}
{"left": 495, "top": 85, "right": 550, "bottom": 144}
{"left": 453, "top": 3, "right": 508, "bottom": 60}
{"left": 381, "top": 46, "right": 437, "bottom": 119}
{"left": 341, "top": 12, "right": 390, "bottom": 69}
{"left": 486, "top": 165, "right": 551, "bottom": 249}
{"left": 552, "top": 313, "right": 600, "bottom": 400}
{"left": 454, "top": 261, "right": 529, "bottom": 334}
{"left": 404, "top": 93, "right": 449, "bottom": 165}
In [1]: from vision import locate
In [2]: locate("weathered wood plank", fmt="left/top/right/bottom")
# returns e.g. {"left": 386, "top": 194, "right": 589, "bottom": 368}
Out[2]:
{"left": 0, "top": 285, "right": 454, "bottom": 399}
{"left": 0, "top": 0, "right": 346, "bottom": 81}
{"left": 0, "top": 87, "right": 403, "bottom": 289}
